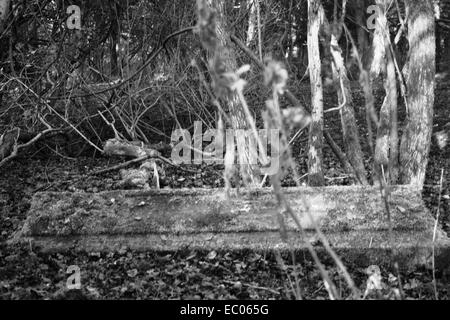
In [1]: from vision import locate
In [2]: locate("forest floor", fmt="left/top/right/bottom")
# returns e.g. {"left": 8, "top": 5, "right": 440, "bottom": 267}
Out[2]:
{"left": 0, "top": 78, "right": 449, "bottom": 300}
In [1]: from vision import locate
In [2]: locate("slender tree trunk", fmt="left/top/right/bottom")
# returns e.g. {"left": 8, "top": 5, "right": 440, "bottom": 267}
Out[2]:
{"left": 353, "top": 0, "right": 372, "bottom": 71}
{"left": 371, "top": 0, "right": 399, "bottom": 185}
{"left": 307, "top": 0, "right": 325, "bottom": 186}
{"left": 374, "top": 50, "right": 398, "bottom": 184}
{"left": 206, "top": 0, "right": 260, "bottom": 185}
{"left": 284, "top": 0, "right": 294, "bottom": 59}
{"left": 353, "top": 0, "right": 369, "bottom": 65}
{"left": 209, "top": 0, "right": 247, "bottom": 130}
{"left": 323, "top": 1, "right": 368, "bottom": 185}
{"left": 399, "top": 0, "right": 436, "bottom": 189}
{"left": 329, "top": 34, "right": 368, "bottom": 184}
{"left": 246, "top": 0, "right": 257, "bottom": 46}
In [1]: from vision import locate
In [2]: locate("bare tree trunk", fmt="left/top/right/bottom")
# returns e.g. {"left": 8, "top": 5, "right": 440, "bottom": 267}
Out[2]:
{"left": 205, "top": 0, "right": 260, "bottom": 185}
{"left": 352, "top": 0, "right": 369, "bottom": 68}
{"left": 324, "top": 1, "right": 368, "bottom": 185}
{"left": 0, "top": 0, "right": 10, "bottom": 33}
{"left": 373, "top": 51, "right": 399, "bottom": 184}
{"left": 307, "top": 0, "right": 325, "bottom": 187}
{"left": 246, "top": 0, "right": 257, "bottom": 46}
{"left": 371, "top": 0, "right": 399, "bottom": 185}
{"left": 399, "top": 0, "right": 436, "bottom": 189}
{"left": 209, "top": 0, "right": 247, "bottom": 129}
{"left": 329, "top": 36, "right": 368, "bottom": 185}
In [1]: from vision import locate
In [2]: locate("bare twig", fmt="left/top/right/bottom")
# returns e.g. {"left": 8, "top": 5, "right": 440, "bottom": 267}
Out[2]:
{"left": 92, "top": 155, "right": 153, "bottom": 176}
{"left": 48, "top": 27, "right": 195, "bottom": 101}
{"left": 324, "top": 77, "right": 347, "bottom": 113}
{"left": 432, "top": 169, "right": 445, "bottom": 300}
{"left": 0, "top": 127, "right": 58, "bottom": 169}
{"left": 12, "top": 78, "right": 104, "bottom": 153}
{"left": 231, "top": 33, "right": 354, "bottom": 176}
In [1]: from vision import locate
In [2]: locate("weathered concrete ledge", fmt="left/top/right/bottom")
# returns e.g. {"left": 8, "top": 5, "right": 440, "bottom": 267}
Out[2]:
{"left": 10, "top": 186, "right": 450, "bottom": 269}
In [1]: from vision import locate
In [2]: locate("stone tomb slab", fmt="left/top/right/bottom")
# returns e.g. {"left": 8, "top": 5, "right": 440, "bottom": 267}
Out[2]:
{"left": 10, "top": 186, "right": 450, "bottom": 269}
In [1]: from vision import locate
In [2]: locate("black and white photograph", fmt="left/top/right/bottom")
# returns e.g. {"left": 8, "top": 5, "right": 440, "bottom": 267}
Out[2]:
{"left": 0, "top": 0, "right": 449, "bottom": 305}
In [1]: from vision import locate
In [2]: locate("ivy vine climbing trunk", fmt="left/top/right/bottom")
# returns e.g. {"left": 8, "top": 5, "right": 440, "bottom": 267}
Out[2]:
{"left": 399, "top": 0, "right": 436, "bottom": 189}
{"left": 206, "top": 0, "right": 247, "bottom": 129}
{"left": 372, "top": 0, "right": 399, "bottom": 185}
{"left": 202, "top": 0, "right": 260, "bottom": 186}
{"left": 307, "top": 0, "right": 325, "bottom": 187}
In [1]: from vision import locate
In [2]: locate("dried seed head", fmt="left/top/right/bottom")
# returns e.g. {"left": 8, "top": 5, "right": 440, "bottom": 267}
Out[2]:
{"left": 211, "top": 60, "right": 250, "bottom": 97}
{"left": 435, "top": 130, "right": 448, "bottom": 150}
{"left": 264, "top": 60, "right": 288, "bottom": 94}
